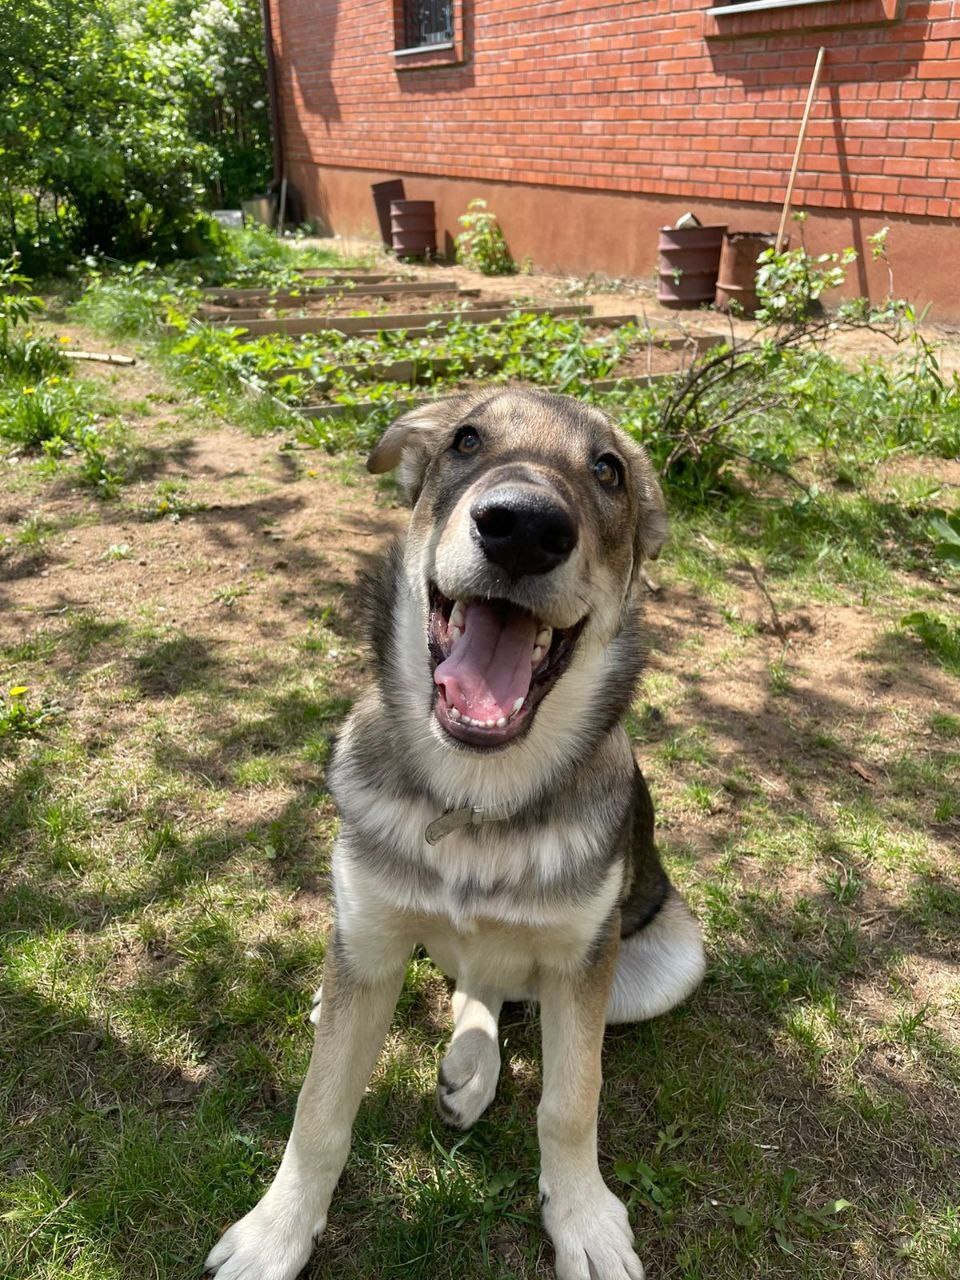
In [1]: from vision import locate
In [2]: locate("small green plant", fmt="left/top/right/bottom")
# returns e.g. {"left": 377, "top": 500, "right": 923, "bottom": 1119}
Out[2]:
{"left": 102, "top": 543, "right": 132, "bottom": 561}
{"left": 900, "top": 610, "right": 960, "bottom": 674}
{"left": 0, "top": 686, "right": 60, "bottom": 758}
{"left": 614, "top": 1125, "right": 693, "bottom": 1222}
{"left": 455, "top": 200, "right": 515, "bottom": 276}
{"left": 212, "top": 583, "right": 251, "bottom": 608}
{"left": 929, "top": 512, "right": 960, "bottom": 565}
{"left": 755, "top": 244, "right": 857, "bottom": 325}
{"left": 70, "top": 261, "right": 196, "bottom": 337}
{"left": 0, "top": 378, "right": 79, "bottom": 449}
{"left": 151, "top": 478, "right": 197, "bottom": 521}
{"left": 0, "top": 256, "right": 67, "bottom": 382}
{"left": 722, "top": 1168, "right": 852, "bottom": 1257}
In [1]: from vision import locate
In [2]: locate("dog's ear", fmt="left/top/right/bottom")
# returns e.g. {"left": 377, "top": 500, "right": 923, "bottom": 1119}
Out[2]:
{"left": 366, "top": 393, "right": 479, "bottom": 502}
{"left": 623, "top": 438, "right": 668, "bottom": 564}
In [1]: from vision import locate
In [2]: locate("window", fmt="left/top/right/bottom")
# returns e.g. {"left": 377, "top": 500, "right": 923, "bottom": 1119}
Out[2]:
{"left": 401, "top": 0, "right": 453, "bottom": 49}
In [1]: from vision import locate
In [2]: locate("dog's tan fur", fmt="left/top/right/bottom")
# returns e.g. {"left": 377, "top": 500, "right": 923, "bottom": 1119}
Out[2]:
{"left": 205, "top": 388, "right": 705, "bottom": 1280}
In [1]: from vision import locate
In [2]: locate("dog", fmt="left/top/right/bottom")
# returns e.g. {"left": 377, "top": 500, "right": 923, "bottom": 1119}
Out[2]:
{"left": 205, "top": 386, "right": 706, "bottom": 1280}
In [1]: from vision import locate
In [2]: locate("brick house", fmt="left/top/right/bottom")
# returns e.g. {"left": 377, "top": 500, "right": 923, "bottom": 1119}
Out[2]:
{"left": 263, "top": 0, "right": 960, "bottom": 318}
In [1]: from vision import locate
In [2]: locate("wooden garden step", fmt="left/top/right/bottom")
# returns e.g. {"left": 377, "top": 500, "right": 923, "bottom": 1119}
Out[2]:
{"left": 197, "top": 286, "right": 480, "bottom": 322}
{"left": 201, "top": 279, "right": 461, "bottom": 307}
{"left": 211, "top": 303, "right": 593, "bottom": 341}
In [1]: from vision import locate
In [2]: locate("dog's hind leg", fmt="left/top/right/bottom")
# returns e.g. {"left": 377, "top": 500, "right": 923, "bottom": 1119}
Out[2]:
{"left": 436, "top": 983, "right": 503, "bottom": 1130}
{"left": 606, "top": 887, "right": 706, "bottom": 1025}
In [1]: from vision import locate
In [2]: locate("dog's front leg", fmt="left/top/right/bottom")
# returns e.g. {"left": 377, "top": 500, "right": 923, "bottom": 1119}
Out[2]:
{"left": 538, "top": 919, "right": 644, "bottom": 1280}
{"left": 206, "top": 930, "right": 407, "bottom": 1280}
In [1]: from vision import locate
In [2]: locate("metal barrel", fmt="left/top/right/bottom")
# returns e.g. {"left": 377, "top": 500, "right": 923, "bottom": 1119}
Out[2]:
{"left": 390, "top": 200, "right": 437, "bottom": 259}
{"left": 372, "top": 180, "right": 406, "bottom": 247}
{"left": 657, "top": 225, "right": 727, "bottom": 306}
{"left": 715, "top": 232, "right": 778, "bottom": 316}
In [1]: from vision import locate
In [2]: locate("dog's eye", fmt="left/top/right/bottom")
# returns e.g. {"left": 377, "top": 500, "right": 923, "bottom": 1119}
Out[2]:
{"left": 452, "top": 425, "right": 482, "bottom": 456}
{"left": 593, "top": 454, "right": 623, "bottom": 489}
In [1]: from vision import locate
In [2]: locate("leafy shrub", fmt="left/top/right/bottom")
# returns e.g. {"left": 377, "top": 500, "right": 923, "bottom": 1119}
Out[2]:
{"left": 0, "top": 0, "right": 270, "bottom": 267}
{"left": 456, "top": 201, "right": 516, "bottom": 276}
{"left": 0, "top": 257, "right": 68, "bottom": 381}
{"left": 0, "top": 378, "right": 83, "bottom": 449}
{"left": 755, "top": 245, "right": 856, "bottom": 325}
{"left": 70, "top": 262, "right": 198, "bottom": 338}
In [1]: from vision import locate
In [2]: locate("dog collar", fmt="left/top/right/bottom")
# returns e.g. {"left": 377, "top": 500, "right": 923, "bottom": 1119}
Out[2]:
{"left": 424, "top": 804, "right": 516, "bottom": 845}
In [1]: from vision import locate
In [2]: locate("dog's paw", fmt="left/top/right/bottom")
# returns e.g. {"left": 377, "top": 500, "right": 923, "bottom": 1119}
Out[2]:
{"left": 435, "top": 1027, "right": 500, "bottom": 1129}
{"left": 541, "top": 1181, "right": 644, "bottom": 1280}
{"left": 308, "top": 984, "right": 323, "bottom": 1026}
{"left": 205, "top": 1198, "right": 322, "bottom": 1280}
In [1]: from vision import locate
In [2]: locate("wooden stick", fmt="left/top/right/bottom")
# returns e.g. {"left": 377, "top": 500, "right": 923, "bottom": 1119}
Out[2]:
{"left": 776, "top": 47, "right": 826, "bottom": 252}
{"left": 63, "top": 350, "right": 136, "bottom": 366}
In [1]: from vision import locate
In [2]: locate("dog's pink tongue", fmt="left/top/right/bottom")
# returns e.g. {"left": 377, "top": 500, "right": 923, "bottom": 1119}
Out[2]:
{"left": 434, "top": 601, "right": 537, "bottom": 722}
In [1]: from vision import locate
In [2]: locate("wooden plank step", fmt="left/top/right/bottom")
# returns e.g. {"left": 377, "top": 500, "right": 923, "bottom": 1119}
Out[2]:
{"left": 217, "top": 303, "right": 593, "bottom": 341}
{"left": 201, "top": 279, "right": 461, "bottom": 306}
{"left": 197, "top": 286, "right": 480, "bottom": 322}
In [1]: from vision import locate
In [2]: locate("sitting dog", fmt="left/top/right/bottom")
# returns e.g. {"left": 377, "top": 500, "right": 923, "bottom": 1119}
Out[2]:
{"left": 206, "top": 387, "right": 706, "bottom": 1280}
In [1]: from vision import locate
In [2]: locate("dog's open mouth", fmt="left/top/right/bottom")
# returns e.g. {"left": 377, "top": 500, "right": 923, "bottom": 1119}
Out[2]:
{"left": 428, "top": 585, "right": 586, "bottom": 748}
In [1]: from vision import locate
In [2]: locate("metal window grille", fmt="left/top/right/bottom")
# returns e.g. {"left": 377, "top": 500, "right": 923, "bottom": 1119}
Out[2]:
{"left": 403, "top": 0, "right": 453, "bottom": 47}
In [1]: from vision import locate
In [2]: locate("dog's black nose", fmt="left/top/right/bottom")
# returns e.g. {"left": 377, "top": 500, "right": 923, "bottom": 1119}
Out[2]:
{"left": 471, "top": 485, "right": 578, "bottom": 577}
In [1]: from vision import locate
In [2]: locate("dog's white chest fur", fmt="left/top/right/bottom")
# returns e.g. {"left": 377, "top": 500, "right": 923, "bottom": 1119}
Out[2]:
{"left": 336, "top": 789, "right": 620, "bottom": 930}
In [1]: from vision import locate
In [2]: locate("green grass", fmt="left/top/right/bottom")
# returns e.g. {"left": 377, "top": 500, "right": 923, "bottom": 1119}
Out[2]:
{"left": 2, "top": 234, "right": 958, "bottom": 1280}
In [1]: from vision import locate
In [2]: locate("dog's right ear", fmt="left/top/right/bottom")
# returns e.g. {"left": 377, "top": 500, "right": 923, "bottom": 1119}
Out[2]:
{"left": 366, "top": 393, "right": 477, "bottom": 502}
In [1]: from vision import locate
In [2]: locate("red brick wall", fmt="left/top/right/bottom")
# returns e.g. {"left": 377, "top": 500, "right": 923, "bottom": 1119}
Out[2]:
{"left": 274, "top": 0, "right": 960, "bottom": 222}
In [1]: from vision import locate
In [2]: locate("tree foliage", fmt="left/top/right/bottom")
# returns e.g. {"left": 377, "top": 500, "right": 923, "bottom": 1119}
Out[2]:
{"left": 0, "top": 0, "right": 270, "bottom": 267}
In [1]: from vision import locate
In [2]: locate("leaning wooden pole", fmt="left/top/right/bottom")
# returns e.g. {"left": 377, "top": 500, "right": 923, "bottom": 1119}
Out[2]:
{"left": 776, "top": 47, "right": 827, "bottom": 252}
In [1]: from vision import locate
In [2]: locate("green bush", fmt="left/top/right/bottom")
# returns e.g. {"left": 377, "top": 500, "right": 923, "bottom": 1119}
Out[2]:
{"left": 0, "top": 378, "right": 84, "bottom": 449}
{"left": 455, "top": 200, "right": 516, "bottom": 276}
{"left": 0, "top": 0, "right": 271, "bottom": 268}
{"left": 0, "top": 257, "right": 68, "bottom": 381}
{"left": 69, "top": 261, "right": 199, "bottom": 338}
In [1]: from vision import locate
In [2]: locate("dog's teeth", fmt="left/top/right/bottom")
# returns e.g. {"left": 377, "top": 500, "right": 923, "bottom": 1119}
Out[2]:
{"left": 485, "top": 719, "right": 497, "bottom": 728}
{"left": 449, "top": 706, "right": 461, "bottom": 721}
{"left": 450, "top": 601, "right": 466, "bottom": 629}
{"left": 530, "top": 646, "right": 544, "bottom": 665}
{"left": 536, "top": 626, "right": 552, "bottom": 648}
{"left": 450, "top": 625, "right": 463, "bottom": 642}
{"left": 511, "top": 698, "right": 524, "bottom": 716}
{"left": 496, "top": 716, "right": 507, "bottom": 727}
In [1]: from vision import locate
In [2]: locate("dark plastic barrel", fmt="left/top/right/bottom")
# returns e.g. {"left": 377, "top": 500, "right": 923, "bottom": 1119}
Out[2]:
{"left": 390, "top": 200, "right": 436, "bottom": 259}
{"left": 657, "top": 225, "right": 727, "bottom": 307}
{"left": 371, "top": 179, "right": 406, "bottom": 248}
{"left": 715, "top": 232, "right": 777, "bottom": 316}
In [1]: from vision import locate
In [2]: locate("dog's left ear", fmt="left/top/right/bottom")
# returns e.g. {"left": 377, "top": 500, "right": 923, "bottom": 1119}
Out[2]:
{"left": 624, "top": 439, "right": 668, "bottom": 564}
{"left": 366, "top": 393, "right": 478, "bottom": 502}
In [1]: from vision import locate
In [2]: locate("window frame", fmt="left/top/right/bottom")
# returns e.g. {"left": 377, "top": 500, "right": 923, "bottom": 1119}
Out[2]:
{"left": 391, "top": 0, "right": 463, "bottom": 69}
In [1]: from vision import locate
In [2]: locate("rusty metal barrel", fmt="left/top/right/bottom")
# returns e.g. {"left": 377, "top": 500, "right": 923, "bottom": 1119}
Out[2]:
{"left": 371, "top": 179, "right": 405, "bottom": 248}
{"left": 390, "top": 200, "right": 436, "bottom": 259}
{"left": 657, "top": 225, "right": 727, "bottom": 306}
{"left": 715, "top": 232, "right": 777, "bottom": 316}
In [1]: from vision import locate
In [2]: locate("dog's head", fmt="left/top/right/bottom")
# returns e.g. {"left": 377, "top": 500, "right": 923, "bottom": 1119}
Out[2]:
{"left": 367, "top": 386, "right": 666, "bottom": 754}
